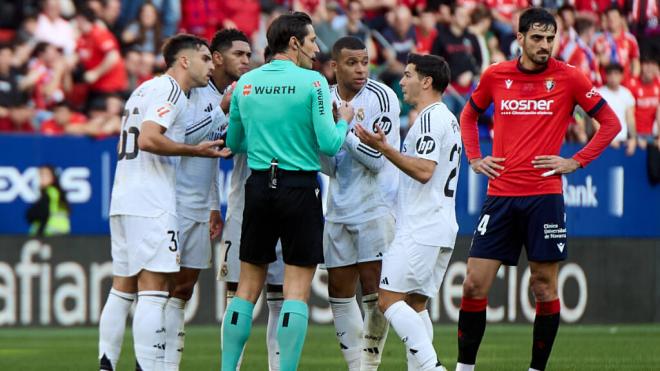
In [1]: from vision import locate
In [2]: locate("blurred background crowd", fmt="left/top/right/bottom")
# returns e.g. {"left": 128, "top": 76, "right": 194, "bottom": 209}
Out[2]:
{"left": 0, "top": 0, "right": 657, "bottom": 153}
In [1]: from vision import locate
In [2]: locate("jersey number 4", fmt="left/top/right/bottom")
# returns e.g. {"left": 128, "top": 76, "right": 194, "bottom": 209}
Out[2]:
{"left": 118, "top": 108, "right": 140, "bottom": 160}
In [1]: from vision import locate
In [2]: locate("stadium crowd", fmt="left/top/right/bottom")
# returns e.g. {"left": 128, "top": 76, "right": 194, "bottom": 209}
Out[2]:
{"left": 0, "top": 0, "right": 657, "bottom": 151}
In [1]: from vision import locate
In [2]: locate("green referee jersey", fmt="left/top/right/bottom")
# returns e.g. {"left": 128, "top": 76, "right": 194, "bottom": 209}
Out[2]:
{"left": 226, "top": 59, "right": 349, "bottom": 171}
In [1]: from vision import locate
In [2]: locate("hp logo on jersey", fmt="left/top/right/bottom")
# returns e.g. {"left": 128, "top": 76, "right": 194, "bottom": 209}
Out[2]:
{"left": 416, "top": 136, "right": 436, "bottom": 154}
{"left": 372, "top": 116, "right": 392, "bottom": 135}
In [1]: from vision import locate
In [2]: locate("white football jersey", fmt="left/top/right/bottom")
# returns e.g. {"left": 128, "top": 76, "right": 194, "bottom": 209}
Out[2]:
{"left": 110, "top": 74, "right": 189, "bottom": 217}
{"left": 324, "top": 79, "right": 401, "bottom": 224}
{"left": 224, "top": 153, "right": 250, "bottom": 223}
{"left": 176, "top": 81, "right": 226, "bottom": 222}
{"left": 398, "top": 101, "right": 461, "bottom": 248}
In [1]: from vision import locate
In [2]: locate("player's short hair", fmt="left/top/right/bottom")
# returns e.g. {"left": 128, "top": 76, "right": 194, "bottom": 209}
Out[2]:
{"left": 266, "top": 12, "right": 313, "bottom": 55}
{"left": 518, "top": 8, "right": 557, "bottom": 34}
{"left": 76, "top": 6, "right": 97, "bottom": 22}
{"left": 162, "top": 34, "right": 209, "bottom": 69}
{"left": 210, "top": 29, "right": 249, "bottom": 54}
{"left": 605, "top": 63, "right": 624, "bottom": 74}
{"left": 406, "top": 53, "right": 450, "bottom": 94}
{"left": 331, "top": 36, "right": 366, "bottom": 60}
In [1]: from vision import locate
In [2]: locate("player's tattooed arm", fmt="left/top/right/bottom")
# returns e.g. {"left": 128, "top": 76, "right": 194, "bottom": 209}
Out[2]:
{"left": 469, "top": 156, "right": 505, "bottom": 179}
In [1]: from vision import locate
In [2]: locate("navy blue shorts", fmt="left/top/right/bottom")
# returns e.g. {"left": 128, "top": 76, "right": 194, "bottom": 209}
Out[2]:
{"left": 469, "top": 194, "right": 568, "bottom": 266}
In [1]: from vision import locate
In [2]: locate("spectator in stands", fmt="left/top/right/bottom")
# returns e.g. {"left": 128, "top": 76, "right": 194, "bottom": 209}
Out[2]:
{"left": 0, "top": 102, "right": 34, "bottom": 133}
{"left": 121, "top": 2, "right": 162, "bottom": 54}
{"left": 469, "top": 5, "right": 500, "bottom": 68}
{"left": 0, "top": 43, "right": 27, "bottom": 115}
{"left": 84, "top": 93, "right": 123, "bottom": 137}
{"left": 487, "top": 0, "right": 526, "bottom": 40}
{"left": 415, "top": 7, "right": 439, "bottom": 55}
{"left": 34, "top": 0, "right": 76, "bottom": 55}
{"left": 314, "top": 1, "right": 347, "bottom": 54}
{"left": 40, "top": 101, "right": 88, "bottom": 135}
{"left": 124, "top": 48, "right": 152, "bottom": 92}
{"left": 559, "top": 17, "right": 601, "bottom": 86}
{"left": 218, "top": 0, "right": 261, "bottom": 38}
{"left": 21, "top": 42, "right": 71, "bottom": 113}
{"left": 630, "top": 0, "right": 660, "bottom": 60}
{"left": 26, "top": 165, "right": 70, "bottom": 236}
{"left": 431, "top": 4, "right": 481, "bottom": 116}
{"left": 594, "top": 7, "right": 641, "bottom": 85}
{"left": 629, "top": 57, "right": 660, "bottom": 149}
{"left": 380, "top": 5, "right": 416, "bottom": 85}
{"left": 556, "top": 4, "right": 577, "bottom": 57}
{"left": 345, "top": 0, "right": 371, "bottom": 43}
{"left": 74, "top": 7, "right": 128, "bottom": 113}
{"left": 596, "top": 63, "right": 637, "bottom": 155}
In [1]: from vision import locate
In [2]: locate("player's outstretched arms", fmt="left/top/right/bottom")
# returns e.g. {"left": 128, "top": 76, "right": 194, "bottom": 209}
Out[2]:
{"left": 469, "top": 156, "right": 505, "bottom": 179}
{"left": 138, "top": 121, "right": 229, "bottom": 158}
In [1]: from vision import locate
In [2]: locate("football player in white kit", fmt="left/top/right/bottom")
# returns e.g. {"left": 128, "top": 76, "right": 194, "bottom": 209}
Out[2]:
{"left": 164, "top": 29, "right": 252, "bottom": 370}
{"left": 356, "top": 54, "right": 461, "bottom": 371}
{"left": 98, "top": 35, "right": 228, "bottom": 371}
{"left": 217, "top": 40, "right": 286, "bottom": 371}
{"left": 321, "top": 36, "right": 400, "bottom": 371}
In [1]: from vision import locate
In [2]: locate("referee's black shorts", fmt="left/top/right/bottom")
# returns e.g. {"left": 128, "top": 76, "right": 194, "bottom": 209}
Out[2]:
{"left": 240, "top": 169, "right": 324, "bottom": 266}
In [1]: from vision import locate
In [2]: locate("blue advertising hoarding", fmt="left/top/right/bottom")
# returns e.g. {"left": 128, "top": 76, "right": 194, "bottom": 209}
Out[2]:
{"left": 1, "top": 135, "right": 659, "bottom": 236}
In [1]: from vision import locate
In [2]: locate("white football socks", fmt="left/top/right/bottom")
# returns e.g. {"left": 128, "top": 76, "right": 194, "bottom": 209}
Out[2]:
{"left": 361, "top": 293, "right": 389, "bottom": 371}
{"left": 133, "top": 291, "right": 168, "bottom": 371}
{"left": 384, "top": 301, "right": 439, "bottom": 371}
{"left": 99, "top": 288, "right": 135, "bottom": 370}
{"left": 164, "top": 297, "right": 186, "bottom": 370}
{"left": 266, "top": 291, "right": 284, "bottom": 371}
{"left": 329, "top": 296, "right": 364, "bottom": 371}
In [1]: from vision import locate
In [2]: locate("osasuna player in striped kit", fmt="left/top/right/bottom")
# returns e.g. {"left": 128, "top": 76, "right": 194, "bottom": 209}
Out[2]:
{"left": 164, "top": 29, "right": 252, "bottom": 370}
{"left": 356, "top": 54, "right": 460, "bottom": 371}
{"left": 100, "top": 34, "right": 227, "bottom": 371}
{"left": 321, "top": 36, "right": 400, "bottom": 371}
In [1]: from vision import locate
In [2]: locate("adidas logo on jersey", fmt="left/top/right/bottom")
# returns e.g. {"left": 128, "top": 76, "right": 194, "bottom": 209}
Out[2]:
{"left": 204, "top": 103, "right": 213, "bottom": 112}
{"left": 380, "top": 277, "right": 389, "bottom": 285}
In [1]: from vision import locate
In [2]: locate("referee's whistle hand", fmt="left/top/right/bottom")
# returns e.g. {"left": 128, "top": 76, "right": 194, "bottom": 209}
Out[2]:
{"left": 338, "top": 101, "right": 355, "bottom": 123}
{"left": 470, "top": 156, "right": 504, "bottom": 179}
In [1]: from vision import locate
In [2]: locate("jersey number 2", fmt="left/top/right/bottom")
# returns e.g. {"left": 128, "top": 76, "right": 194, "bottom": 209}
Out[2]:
{"left": 444, "top": 143, "right": 462, "bottom": 198}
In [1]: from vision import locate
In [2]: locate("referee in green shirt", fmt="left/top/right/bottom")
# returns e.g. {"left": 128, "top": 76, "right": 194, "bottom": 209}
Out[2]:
{"left": 222, "top": 12, "right": 354, "bottom": 371}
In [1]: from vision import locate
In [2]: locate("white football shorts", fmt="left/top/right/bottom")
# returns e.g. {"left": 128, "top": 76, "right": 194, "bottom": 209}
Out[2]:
{"left": 178, "top": 215, "right": 213, "bottom": 269}
{"left": 379, "top": 231, "right": 453, "bottom": 298}
{"left": 323, "top": 214, "right": 395, "bottom": 268}
{"left": 110, "top": 213, "right": 180, "bottom": 277}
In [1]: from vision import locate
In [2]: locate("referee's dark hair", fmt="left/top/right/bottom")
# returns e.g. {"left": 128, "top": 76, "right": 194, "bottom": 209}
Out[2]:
{"left": 162, "top": 34, "right": 210, "bottom": 68}
{"left": 267, "top": 12, "right": 313, "bottom": 55}
{"left": 518, "top": 8, "right": 557, "bottom": 34}
{"left": 210, "top": 29, "right": 249, "bottom": 53}
{"left": 331, "top": 36, "right": 366, "bottom": 60}
{"left": 406, "top": 53, "right": 450, "bottom": 94}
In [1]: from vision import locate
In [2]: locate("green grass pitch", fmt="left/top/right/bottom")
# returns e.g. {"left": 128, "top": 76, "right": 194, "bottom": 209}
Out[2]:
{"left": 0, "top": 324, "right": 658, "bottom": 370}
